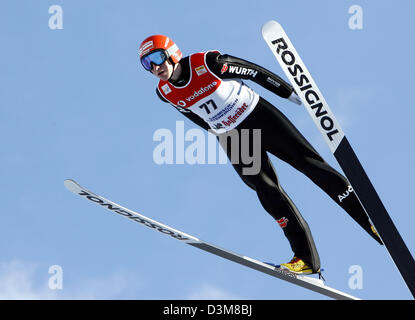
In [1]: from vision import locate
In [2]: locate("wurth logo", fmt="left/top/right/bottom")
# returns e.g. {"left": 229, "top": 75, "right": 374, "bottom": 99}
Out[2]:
{"left": 227, "top": 65, "right": 258, "bottom": 77}
{"left": 221, "top": 63, "right": 228, "bottom": 74}
{"left": 277, "top": 217, "right": 289, "bottom": 228}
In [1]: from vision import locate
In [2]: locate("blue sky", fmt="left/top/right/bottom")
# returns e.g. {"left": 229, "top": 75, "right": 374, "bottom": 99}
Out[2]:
{"left": 1, "top": 0, "right": 414, "bottom": 300}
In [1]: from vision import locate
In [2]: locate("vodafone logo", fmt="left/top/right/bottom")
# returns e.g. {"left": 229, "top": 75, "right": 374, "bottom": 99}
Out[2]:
{"left": 185, "top": 81, "right": 218, "bottom": 102}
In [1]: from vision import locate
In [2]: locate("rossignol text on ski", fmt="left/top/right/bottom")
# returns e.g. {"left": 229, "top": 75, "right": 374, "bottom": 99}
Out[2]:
{"left": 64, "top": 179, "right": 358, "bottom": 300}
{"left": 262, "top": 20, "right": 415, "bottom": 298}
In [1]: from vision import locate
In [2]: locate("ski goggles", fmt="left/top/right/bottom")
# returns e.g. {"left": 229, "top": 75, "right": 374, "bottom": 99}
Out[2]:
{"left": 141, "top": 50, "right": 168, "bottom": 71}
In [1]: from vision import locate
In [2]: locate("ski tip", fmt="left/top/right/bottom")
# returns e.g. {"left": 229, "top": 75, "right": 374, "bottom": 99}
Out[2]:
{"left": 64, "top": 179, "right": 78, "bottom": 191}
{"left": 261, "top": 20, "right": 281, "bottom": 35}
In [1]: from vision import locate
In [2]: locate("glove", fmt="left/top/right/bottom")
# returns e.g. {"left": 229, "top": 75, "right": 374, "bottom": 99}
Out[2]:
{"left": 288, "top": 91, "right": 302, "bottom": 105}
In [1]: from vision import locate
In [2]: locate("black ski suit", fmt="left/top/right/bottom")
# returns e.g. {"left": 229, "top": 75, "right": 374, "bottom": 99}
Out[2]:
{"left": 155, "top": 51, "right": 381, "bottom": 272}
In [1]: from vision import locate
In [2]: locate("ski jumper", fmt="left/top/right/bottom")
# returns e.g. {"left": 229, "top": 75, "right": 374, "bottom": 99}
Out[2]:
{"left": 156, "top": 50, "right": 381, "bottom": 272}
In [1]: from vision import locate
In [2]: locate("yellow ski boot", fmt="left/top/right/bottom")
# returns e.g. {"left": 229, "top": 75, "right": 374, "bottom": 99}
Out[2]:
{"left": 280, "top": 256, "right": 315, "bottom": 275}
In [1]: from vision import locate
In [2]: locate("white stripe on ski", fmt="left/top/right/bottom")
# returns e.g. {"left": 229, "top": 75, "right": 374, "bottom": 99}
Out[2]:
{"left": 262, "top": 20, "right": 345, "bottom": 153}
{"left": 64, "top": 179, "right": 359, "bottom": 300}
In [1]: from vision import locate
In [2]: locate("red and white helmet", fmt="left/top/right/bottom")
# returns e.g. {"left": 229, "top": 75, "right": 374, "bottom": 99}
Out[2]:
{"left": 138, "top": 35, "right": 182, "bottom": 64}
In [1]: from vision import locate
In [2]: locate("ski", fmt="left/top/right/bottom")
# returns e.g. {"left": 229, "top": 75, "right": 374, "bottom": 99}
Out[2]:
{"left": 64, "top": 179, "right": 358, "bottom": 300}
{"left": 262, "top": 20, "right": 415, "bottom": 298}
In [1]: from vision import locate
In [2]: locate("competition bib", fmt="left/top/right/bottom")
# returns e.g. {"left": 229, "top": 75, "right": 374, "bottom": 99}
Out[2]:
{"left": 157, "top": 51, "right": 259, "bottom": 133}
